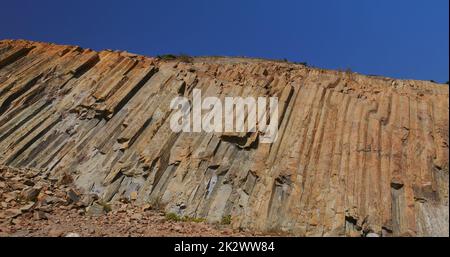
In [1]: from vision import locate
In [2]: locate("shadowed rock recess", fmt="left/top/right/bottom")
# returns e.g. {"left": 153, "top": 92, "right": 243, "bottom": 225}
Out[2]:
{"left": 0, "top": 39, "right": 448, "bottom": 236}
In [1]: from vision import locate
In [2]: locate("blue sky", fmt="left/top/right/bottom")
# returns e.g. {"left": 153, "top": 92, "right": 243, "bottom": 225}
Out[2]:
{"left": 1, "top": 0, "right": 448, "bottom": 82}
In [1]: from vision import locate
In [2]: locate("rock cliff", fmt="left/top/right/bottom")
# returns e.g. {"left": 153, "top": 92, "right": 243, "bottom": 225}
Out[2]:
{"left": 0, "top": 39, "right": 448, "bottom": 236}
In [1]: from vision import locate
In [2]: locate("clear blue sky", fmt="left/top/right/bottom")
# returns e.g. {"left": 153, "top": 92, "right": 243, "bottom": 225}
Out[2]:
{"left": 2, "top": 0, "right": 448, "bottom": 82}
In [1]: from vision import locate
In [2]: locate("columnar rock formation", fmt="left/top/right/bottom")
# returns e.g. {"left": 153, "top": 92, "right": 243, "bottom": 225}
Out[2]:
{"left": 0, "top": 39, "right": 448, "bottom": 236}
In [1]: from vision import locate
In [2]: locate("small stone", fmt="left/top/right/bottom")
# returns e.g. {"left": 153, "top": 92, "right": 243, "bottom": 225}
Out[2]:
{"left": 11, "top": 230, "right": 29, "bottom": 237}
{"left": 25, "top": 169, "right": 40, "bottom": 179}
{"left": 5, "top": 208, "right": 22, "bottom": 218}
{"left": 141, "top": 203, "right": 152, "bottom": 212}
{"left": 119, "top": 196, "right": 130, "bottom": 203}
{"left": 65, "top": 232, "right": 80, "bottom": 237}
{"left": 36, "top": 204, "right": 53, "bottom": 213}
{"left": 23, "top": 179, "right": 35, "bottom": 187}
{"left": 21, "top": 187, "right": 41, "bottom": 202}
{"left": 48, "top": 227, "right": 64, "bottom": 237}
{"left": 173, "top": 225, "right": 183, "bottom": 232}
{"left": 221, "top": 228, "right": 233, "bottom": 235}
{"left": 59, "top": 205, "right": 70, "bottom": 210}
{"left": 366, "top": 232, "right": 380, "bottom": 237}
{"left": 42, "top": 196, "right": 63, "bottom": 205}
{"left": 79, "top": 194, "right": 98, "bottom": 207}
{"left": 20, "top": 202, "right": 35, "bottom": 212}
{"left": 130, "top": 213, "right": 142, "bottom": 220}
{"left": 130, "top": 191, "right": 138, "bottom": 201}
{"left": 34, "top": 211, "right": 48, "bottom": 220}
{"left": 86, "top": 202, "right": 105, "bottom": 216}
{"left": 66, "top": 188, "right": 80, "bottom": 203}
{"left": 11, "top": 182, "right": 26, "bottom": 191}
{"left": 4, "top": 171, "right": 14, "bottom": 178}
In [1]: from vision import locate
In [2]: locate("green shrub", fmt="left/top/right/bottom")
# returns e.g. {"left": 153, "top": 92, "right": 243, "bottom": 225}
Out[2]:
{"left": 221, "top": 215, "right": 232, "bottom": 225}
{"left": 165, "top": 212, "right": 181, "bottom": 221}
{"left": 182, "top": 216, "right": 206, "bottom": 223}
{"left": 165, "top": 212, "right": 206, "bottom": 223}
{"left": 157, "top": 54, "right": 193, "bottom": 63}
{"left": 157, "top": 54, "right": 177, "bottom": 60}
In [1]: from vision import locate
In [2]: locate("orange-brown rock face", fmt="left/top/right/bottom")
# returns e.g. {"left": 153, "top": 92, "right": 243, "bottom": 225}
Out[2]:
{"left": 0, "top": 39, "right": 448, "bottom": 236}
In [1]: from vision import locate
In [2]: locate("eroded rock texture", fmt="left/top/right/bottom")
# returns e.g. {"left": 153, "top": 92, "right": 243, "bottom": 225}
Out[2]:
{"left": 0, "top": 39, "right": 448, "bottom": 236}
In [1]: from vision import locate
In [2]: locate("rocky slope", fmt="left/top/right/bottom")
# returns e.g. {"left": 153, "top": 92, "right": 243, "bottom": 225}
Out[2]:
{"left": 0, "top": 165, "right": 256, "bottom": 237}
{"left": 0, "top": 39, "right": 448, "bottom": 236}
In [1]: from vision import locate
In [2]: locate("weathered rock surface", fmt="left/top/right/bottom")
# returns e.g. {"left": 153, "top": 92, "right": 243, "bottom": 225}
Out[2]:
{"left": 0, "top": 39, "right": 448, "bottom": 236}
